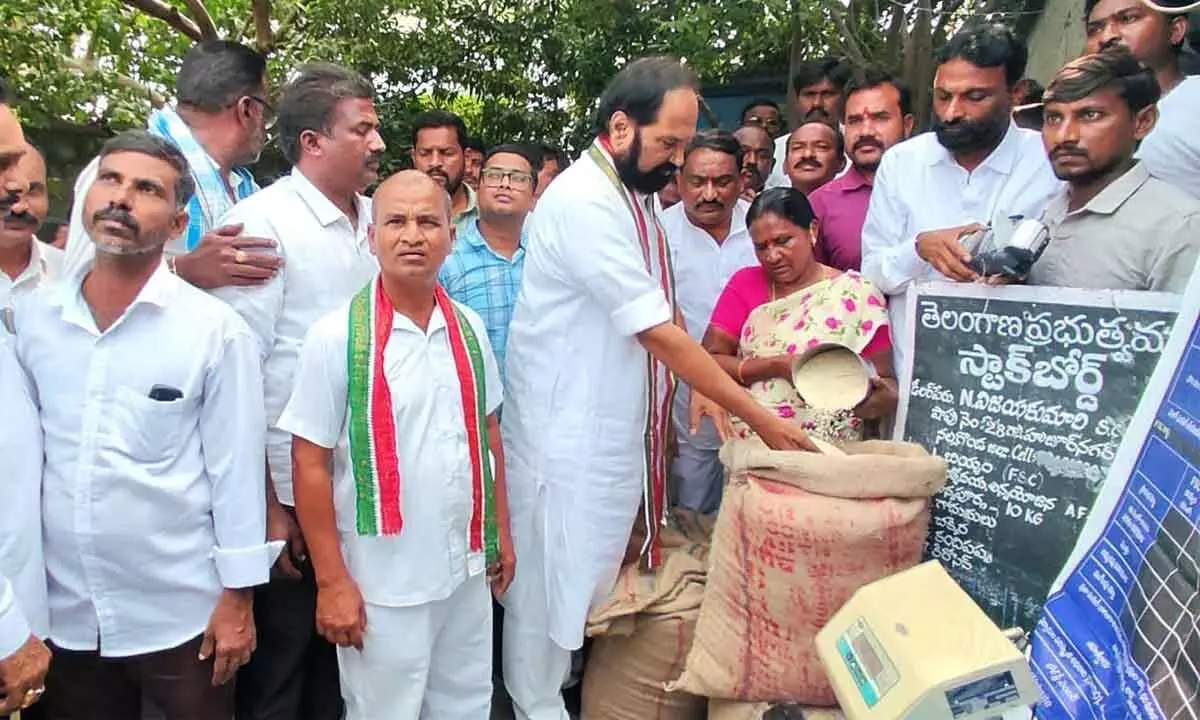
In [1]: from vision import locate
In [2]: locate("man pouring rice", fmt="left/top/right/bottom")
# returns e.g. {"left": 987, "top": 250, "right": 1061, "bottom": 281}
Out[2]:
{"left": 499, "top": 56, "right": 816, "bottom": 720}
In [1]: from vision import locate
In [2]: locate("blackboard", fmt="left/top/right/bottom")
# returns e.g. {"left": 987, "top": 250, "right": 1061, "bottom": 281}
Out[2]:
{"left": 895, "top": 283, "right": 1179, "bottom": 633}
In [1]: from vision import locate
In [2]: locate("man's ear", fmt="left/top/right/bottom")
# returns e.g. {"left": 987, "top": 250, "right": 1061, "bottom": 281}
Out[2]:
{"left": 171, "top": 207, "right": 190, "bottom": 240}
{"left": 1169, "top": 14, "right": 1189, "bottom": 49}
{"left": 1133, "top": 104, "right": 1158, "bottom": 142}
{"left": 902, "top": 113, "right": 915, "bottom": 137}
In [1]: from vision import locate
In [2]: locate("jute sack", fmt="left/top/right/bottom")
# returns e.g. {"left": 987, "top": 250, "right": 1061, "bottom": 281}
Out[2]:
{"left": 671, "top": 438, "right": 945, "bottom": 705}
{"left": 588, "top": 509, "right": 715, "bottom": 637}
{"left": 581, "top": 598, "right": 708, "bottom": 720}
{"left": 581, "top": 511, "right": 714, "bottom": 719}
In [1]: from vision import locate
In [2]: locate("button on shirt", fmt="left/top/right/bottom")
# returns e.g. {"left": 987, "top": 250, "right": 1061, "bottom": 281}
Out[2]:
{"left": 438, "top": 219, "right": 526, "bottom": 384}
{"left": 1, "top": 239, "right": 63, "bottom": 309}
{"left": 1029, "top": 162, "right": 1200, "bottom": 293}
{"left": 662, "top": 200, "right": 756, "bottom": 451}
{"left": 0, "top": 333, "right": 47, "bottom": 657}
{"left": 1137, "top": 76, "right": 1200, "bottom": 199}
{"left": 213, "top": 170, "right": 377, "bottom": 506}
{"left": 809, "top": 165, "right": 872, "bottom": 271}
{"left": 14, "top": 262, "right": 273, "bottom": 657}
{"left": 861, "top": 124, "right": 1061, "bottom": 371}
{"left": 277, "top": 299, "right": 502, "bottom": 607}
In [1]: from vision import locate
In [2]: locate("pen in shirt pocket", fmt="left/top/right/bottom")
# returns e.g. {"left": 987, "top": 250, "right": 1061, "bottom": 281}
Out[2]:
{"left": 149, "top": 384, "right": 184, "bottom": 402}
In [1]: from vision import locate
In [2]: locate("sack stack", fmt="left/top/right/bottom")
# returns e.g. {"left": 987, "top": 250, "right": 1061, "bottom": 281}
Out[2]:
{"left": 670, "top": 438, "right": 946, "bottom": 708}
{"left": 580, "top": 510, "right": 715, "bottom": 720}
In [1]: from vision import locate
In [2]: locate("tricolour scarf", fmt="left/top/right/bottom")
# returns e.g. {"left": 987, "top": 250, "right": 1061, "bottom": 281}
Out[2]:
{"left": 587, "top": 137, "right": 678, "bottom": 570}
{"left": 347, "top": 276, "right": 498, "bottom": 563}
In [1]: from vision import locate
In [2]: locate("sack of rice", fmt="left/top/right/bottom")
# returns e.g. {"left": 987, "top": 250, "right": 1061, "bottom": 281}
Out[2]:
{"left": 581, "top": 599, "right": 708, "bottom": 720}
{"left": 589, "top": 509, "right": 715, "bottom": 636}
{"left": 670, "top": 438, "right": 945, "bottom": 705}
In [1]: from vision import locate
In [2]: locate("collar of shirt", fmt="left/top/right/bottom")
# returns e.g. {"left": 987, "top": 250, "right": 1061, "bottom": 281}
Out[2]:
{"left": 453, "top": 185, "right": 479, "bottom": 224}
{"left": 51, "top": 258, "right": 178, "bottom": 335}
{"left": 828, "top": 164, "right": 872, "bottom": 194}
{"left": 927, "top": 120, "right": 1023, "bottom": 177}
{"left": 677, "top": 199, "right": 750, "bottom": 244}
{"left": 289, "top": 168, "right": 371, "bottom": 231}
{"left": 147, "top": 107, "right": 258, "bottom": 248}
{"left": 1070, "top": 161, "right": 1151, "bottom": 217}
{"left": 460, "top": 217, "right": 528, "bottom": 258}
{"left": 8, "top": 238, "right": 61, "bottom": 289}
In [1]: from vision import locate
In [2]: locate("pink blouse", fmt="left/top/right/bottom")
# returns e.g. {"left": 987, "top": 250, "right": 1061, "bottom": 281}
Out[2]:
{"left": 708, "top": 266, "right": 892, "bottom": 358}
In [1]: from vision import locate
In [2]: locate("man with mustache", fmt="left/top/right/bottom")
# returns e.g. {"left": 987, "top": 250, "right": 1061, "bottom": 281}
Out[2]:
{"left": 661, "top": 130, "right": 756, "bottom": 513}
{"left": 0, "top": 79, "right": 52, "bottom": 720}
{"left": 769, "top": 56, "right": 852, "bottom": 188}
{"left": 860, "top": 23, "right": 1060, "bottom": 372}
{"left": 809, "top": 68, "right": 914, "bottom": 272}
{"left": 500, "top": 57, "right": 814, "bottom": 720}
{"left": 1, "top": 145, "right": 62, "bottom": 308}
{"left": 279, "top": 170, "right": 514, "bottom": 719}
{"left": 411, "top": 110, "right": 478, "bottom": 228}
{"left": 1085, "top": 0, "right": 1200, "bottom": 197}
{"left": 732, "top": 123, "right": 775, "bottom": 201}
{"left": 784, "top": 119, "right": 845, "bottom": 196}
{"left": 1029, "top": 50, "right": 1200, "bottom": 291}
{"left": 212, "top": 63, "right": 385, "bottom": 720}
{"left": 14, "top": 130, "right": 274, "bottom": 720}
{"left": 64, "top": 41, "right": 283, "bottom": 291}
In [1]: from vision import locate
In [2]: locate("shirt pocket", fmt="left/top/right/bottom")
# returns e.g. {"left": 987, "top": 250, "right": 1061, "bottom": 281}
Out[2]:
{"left": 110, "top": 385, "right": 190, "bottom": 463}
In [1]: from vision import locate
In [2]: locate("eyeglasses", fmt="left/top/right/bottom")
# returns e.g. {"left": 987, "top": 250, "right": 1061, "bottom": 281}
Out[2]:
{"left": 245, "top": 95, "right": 277, "bottom": 128}
{"left": 481, "top": 168, "right": 534, "bottom": 190}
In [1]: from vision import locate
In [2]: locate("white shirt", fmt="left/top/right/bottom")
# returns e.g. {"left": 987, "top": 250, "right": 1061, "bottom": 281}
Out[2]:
{"left": 1137, "top": 76, "right": 1200, "bottom": 199}
{"left": 502, "top": 144, "right": 674, "bottom": 650}
{"left": 0, "top": 333, "right": 47, "bottom": 657}
{"left": 278, "top": 298, "right": 502, "bottom": 607}
{"left": 213, "top": 170, "right": 377, "bottom": 506}
{"left": 14, "top": 261, "right": 275, "bottom": 657}
{"left": 1, "top": 239, "right": 63, "bottom": 309}
{"left": 662, "top": 199, "right": 757, "bottom": 450}
{"left": 768, "top": 128, "right": 849, "bottom": 189}
{"left": 860, "top": 124, "right": 1060, "bottom": 371}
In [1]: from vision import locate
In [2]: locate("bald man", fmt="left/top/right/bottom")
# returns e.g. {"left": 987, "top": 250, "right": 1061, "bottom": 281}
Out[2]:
{"left": 278, "top": 171, "right": 514, "bottom": 719}
{"left": 1, "top": 145, "right": 63, "bottom": 307}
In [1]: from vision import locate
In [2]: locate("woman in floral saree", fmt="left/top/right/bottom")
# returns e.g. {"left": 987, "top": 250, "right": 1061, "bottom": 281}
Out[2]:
{"left": 695, "top": 187, "right": 898, "bottom": 443}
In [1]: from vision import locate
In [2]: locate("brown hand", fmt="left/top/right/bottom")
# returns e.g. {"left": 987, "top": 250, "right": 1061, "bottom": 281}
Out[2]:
{"left": 915, "top": 224, "right": 985, "bottom": 282}
{"left": 173, "top": 223, "right": 282, "bottom": 290}
{"left": 199, "top": 589, "right": 255, "bottom": 687}
{"left": 0, "top": 635, "right": 51, "bottom": 714}
{"left": 267, "top": 504, "right": 306, "bottom": 580}
{"left": 315, "top": 577, "right": 367, "bottom": 651}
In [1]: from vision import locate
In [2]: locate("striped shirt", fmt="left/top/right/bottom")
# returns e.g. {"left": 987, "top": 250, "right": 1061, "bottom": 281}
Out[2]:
{"left": 438, "top": 219, "right": 526, "bottom": 384}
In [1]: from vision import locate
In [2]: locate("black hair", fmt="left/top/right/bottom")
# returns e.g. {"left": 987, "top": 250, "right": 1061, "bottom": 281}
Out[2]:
{"left": 483, "top": 143, "right": 542, "bottom": 190}
{"left": 465, "top": 135, "right": 484, "bottom": 153}
{"left": 276, "top": 63, "right": 375, "bottom": 164}
{"left": 746, "top": 186, "right": 816, "bottom": 228}
{"left": 935, "top": 23, "right": 1028, "bottom": 88}
{"left": 1045, "top": 49, "right": 1161, "bottom": 114}
{"left": 790, "top": 119, "right": 846, "bottom": 160}
{"left": 175, "top": 41, "right": 268, "bottom": 113}
{"left": 683, "top": 129, "right": 743, "bottom": 168}
{"left": 791, "top": 56, "right": 852, "bottom": 95}
{"left": 593, "top": 56, "right": 699, "bottom": 133}
{"left": 410, "top": 109, "right": 469, "bottom": 150}
{"left": 0, "top": 76, "right": 14, "bottom": 106}
{"left": 739, "top": 98, "right": 782, "bottom": 120}
{"left": 844, "top": 66, "right": 913, "bottom": 116}
{"left": 538, "top": 143, "right": 569, "bottom": 171}
{"left": 99, "top": 130, "right": 195, "bottom": 208}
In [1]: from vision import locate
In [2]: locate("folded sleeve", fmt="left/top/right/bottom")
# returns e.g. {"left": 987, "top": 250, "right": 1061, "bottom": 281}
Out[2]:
{"left": 551, "top": 196, "right": 672, "bottom": 336}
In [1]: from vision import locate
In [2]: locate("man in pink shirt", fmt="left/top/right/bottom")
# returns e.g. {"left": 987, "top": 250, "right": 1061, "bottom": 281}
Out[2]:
{"left": 809, "top": 68, "right": 914, "bottom": 271}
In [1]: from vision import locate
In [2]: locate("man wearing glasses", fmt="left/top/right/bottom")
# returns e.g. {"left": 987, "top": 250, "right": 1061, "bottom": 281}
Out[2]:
{"left": 439, "top": 144, "right": 540, "bottom": 388}
{"left": 63, "top": 40, "right": 283, "bottom": 290}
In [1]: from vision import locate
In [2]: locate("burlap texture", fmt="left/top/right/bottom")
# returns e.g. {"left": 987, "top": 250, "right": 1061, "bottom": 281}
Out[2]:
{"left": 670, "top": 439, "right": 945, "bottom": 705}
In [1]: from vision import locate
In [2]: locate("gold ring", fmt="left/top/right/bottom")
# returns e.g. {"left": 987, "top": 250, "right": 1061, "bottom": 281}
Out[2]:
{"left": 234, "top": 250, "right": 248, "bottom": 264}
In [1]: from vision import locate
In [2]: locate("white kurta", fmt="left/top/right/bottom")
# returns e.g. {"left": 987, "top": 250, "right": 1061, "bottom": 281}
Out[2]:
{"left": 501, "top": 143, "right": 674, "bottom": 654}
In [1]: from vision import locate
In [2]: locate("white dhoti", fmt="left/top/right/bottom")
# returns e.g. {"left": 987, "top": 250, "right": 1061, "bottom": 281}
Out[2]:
{"left": 339, "top": 572, "right": 493, "bottom": 720}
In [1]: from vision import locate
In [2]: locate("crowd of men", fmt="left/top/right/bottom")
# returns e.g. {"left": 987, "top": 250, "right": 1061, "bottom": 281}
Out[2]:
{"left": 2, "top": 0, "right": 1200, "bottom": 719}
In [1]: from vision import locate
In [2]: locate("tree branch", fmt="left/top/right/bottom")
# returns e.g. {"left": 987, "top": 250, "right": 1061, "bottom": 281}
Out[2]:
{"left": 120, "top": 0, "right": 204, "bottom": 42}
{"left": 180, "top": 0, "right": 220, "bottom": 40}
{"left": 252, "top": 0, "right": 273, "bottom": 52}
{"left": 64, "top": 56, "right": 168, "bottom": 106}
